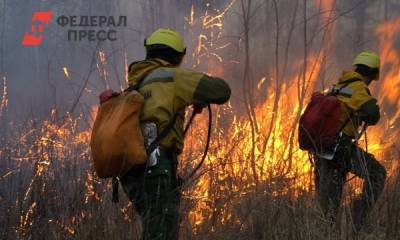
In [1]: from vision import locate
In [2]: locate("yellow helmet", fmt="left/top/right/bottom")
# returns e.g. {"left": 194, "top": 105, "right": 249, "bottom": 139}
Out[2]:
{"left": 353, "top": 51, "right": 380, "bottom": 69}
{"left": 145, "top": 28, "right": 186, "bottom": 53}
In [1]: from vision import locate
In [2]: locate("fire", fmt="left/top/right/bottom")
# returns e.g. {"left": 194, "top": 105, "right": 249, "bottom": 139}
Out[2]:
{"left": 180, "top": 3, "right": 328, "bottom": 230}
{"left": 97, "top": 49, "right": 110, "bottom": 89}
{"left": 4, "top": 2, "right": 400, "bottom": 238}
{"left": 124, "top": 51, "right": 129, "bottom": 88}
{"left": 84, "top": 171, "right": 101, "bottom": 203}
{"left": 182, "top": 2, "right": 400, "bottom": 231}
{"left": 20, "top": 202, "right": 37, "bottom": 229}
{"left": 376, "top": 17, "right": 400, "bottom": 110}
{"left": 318, "top": 0, "right": 336, "bottom": 56}
{"left": 183, "top": 56, "right": 322, "bottom": 229}
{"left": 0, "top": 76, "right": 8, "bottom": 117}
{"left": 185, "top": 1, "right": 234, "bottom": 69}
{"left": 366, "top": 17, "right": 400, "bottom": 166}
{"left": 63, "top": 67, "right": 70, "bottom": 79}
{"left": 376, "top": 17, "right": 400, "bottom": 130}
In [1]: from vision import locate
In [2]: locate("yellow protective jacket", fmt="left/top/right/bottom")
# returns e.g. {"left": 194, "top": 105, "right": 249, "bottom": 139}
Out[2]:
{"left": 128, "top": 58, "right": 231, "bottom": 152}
{"left": 335, "top": 71, "right": 380, "bottom": 138}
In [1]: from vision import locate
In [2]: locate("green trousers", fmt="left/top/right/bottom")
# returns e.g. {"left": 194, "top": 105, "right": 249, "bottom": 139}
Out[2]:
{"left": 314, "top": 137, "right": 387, "bottom": 231}
{"left": 120, "top": 149, "right": 181, "bottom": 240}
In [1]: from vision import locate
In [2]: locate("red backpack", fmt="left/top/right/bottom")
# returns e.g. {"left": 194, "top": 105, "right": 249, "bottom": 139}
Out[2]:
{"left": 298, "top": 79, "right": 359, "bottom": 153}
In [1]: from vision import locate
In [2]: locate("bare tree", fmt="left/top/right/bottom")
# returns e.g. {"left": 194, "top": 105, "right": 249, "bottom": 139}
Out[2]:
{"left": 240, "top": 0, "right": 259, "bottom": 186}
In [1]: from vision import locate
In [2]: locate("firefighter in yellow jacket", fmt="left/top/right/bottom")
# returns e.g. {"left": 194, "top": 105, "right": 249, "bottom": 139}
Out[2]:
{"left": 315, "top": 52, "right": 387, "bottom": 232}
{"left": 120, "top": 28, "right": 231, "bottom": 239}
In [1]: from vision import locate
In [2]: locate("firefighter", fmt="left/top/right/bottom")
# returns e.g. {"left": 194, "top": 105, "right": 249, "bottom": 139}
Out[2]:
{"left": 315, "top": 51, "right": 387, "bottom": 232}
{"left": 120, "top": 28, "right": 231, "bottom": 240}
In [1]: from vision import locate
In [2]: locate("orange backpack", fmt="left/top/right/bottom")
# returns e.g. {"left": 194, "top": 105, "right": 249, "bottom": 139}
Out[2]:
{"left": 90, "top": 89, "right": 147, "bottom": 178}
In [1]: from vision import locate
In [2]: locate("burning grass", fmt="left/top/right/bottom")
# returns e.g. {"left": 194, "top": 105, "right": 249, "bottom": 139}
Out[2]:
{"left": 1, "top": 2, "right": 400, "bottom": 239}
{"left": 0, "top": 101, "right": 399, "bottom": 239}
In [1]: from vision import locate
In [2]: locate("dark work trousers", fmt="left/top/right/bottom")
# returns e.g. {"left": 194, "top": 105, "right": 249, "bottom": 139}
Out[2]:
{"left": 120, "top": 149, "right": 181, "bottom": 240}
{"left": 314, "top": 137, "right": 387, "bottom": 231}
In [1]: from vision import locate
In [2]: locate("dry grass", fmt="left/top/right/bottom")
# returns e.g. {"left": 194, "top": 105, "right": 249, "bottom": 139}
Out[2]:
{"left": 0, "top": 116, "right": 399, "bottom": 240}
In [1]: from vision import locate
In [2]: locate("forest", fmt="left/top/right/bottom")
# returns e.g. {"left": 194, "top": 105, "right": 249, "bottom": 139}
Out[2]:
{"left": 0, "top": 0, "right": 399, "bottom": 239}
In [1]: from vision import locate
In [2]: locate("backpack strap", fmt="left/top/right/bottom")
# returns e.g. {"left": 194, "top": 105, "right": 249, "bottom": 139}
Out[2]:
{"left": 124, "top": 60, "right": 179, "bottom": 154}
{"left": 338, "top": 77, "right": 363, "bottom": 85}
{"left": 125, "top": 59, "right": 171, "bottom": 92}
{"left": 337, "top": 114, "right": 352, "bottom": 134}
{"left": 124, "top": 74, "right": 147, "bottom": 92}
{"left": 333, "top": 78, "right": 362, "bottom": 137}
{"left": 330, "top": 78, "right": 362, "bottom": 96}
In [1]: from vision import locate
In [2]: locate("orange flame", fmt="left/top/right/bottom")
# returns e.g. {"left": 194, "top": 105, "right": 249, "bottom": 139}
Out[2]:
{"left": 183, "top": 55, "right": 323, "bottom": 228}
{"left": 0, "top": 76, "right": 8, "bottom": 117}
{"left": 365, "top": 17, "right": 400, "bottom": 170}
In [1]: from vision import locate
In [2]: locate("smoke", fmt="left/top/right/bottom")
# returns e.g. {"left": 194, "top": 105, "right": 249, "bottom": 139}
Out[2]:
{"left": 1, "top": 0, "right": 398, "bottom": 124}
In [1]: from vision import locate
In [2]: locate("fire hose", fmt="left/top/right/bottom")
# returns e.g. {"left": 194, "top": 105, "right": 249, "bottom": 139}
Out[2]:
{"left": 183, "top": 104, "right": 212, "bottom": 181}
